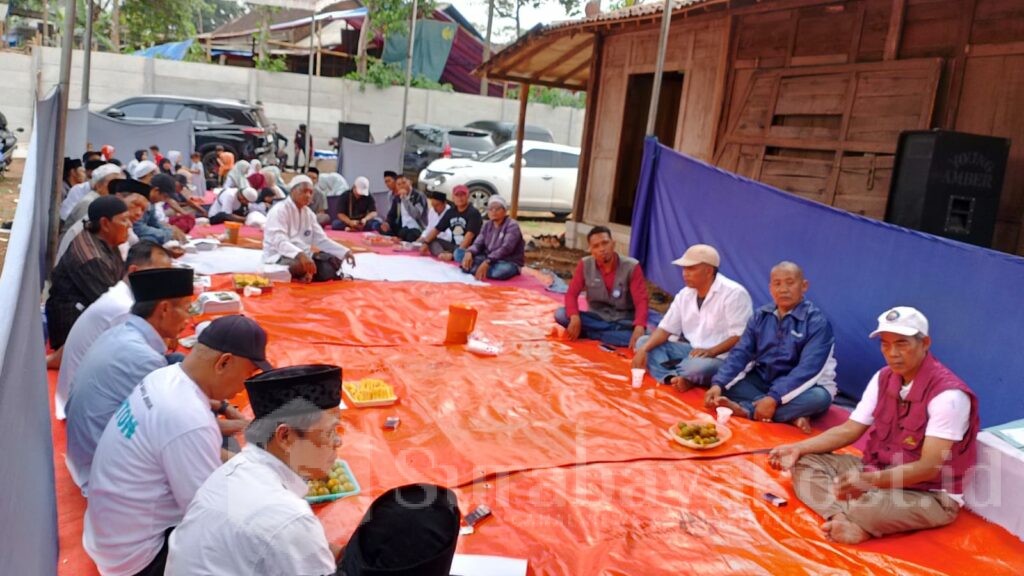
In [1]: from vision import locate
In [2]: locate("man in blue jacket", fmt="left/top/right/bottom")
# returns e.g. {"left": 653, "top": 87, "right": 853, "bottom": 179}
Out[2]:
{"left": 705, "top": 261, "right": 836, "bottom": 433}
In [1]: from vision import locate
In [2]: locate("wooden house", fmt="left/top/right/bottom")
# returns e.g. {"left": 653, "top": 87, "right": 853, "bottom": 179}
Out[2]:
{"left": 478, "top": 0, "right": 1024, "bottom": 255}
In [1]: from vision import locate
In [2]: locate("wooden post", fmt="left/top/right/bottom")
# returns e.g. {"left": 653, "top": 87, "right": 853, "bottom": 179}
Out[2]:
{"left": 510, "top": 83, "right": 530, "bottom": 219}
{"left": 883, "top": 0, "right": 906, "bottom": 61}
{"left": 571, "top": 35, "right": 602, "bottom": 233}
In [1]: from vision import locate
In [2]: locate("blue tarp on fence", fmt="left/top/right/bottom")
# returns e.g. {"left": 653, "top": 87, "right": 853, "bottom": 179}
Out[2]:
{"left": 630, "top": 137, "right": 1024, "bottom": 427}
{"left": 134, "top": 39, "right": 194, "bottom": 61}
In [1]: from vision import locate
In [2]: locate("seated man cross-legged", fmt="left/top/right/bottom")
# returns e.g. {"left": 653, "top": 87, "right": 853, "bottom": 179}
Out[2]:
{"left": 705, "top": 261, "right": 837, "bottom": 433}
{"left": 555, "top": 226, "right": 651, "bottom": 349}
{"left": 769, "top": 307, "right": 978, "bottom": 544}
{"left": 633, "top": 244, "right": 752, "bottom": 390}
{"left": 460, "top": 195, "right": 525, "bottom": 281}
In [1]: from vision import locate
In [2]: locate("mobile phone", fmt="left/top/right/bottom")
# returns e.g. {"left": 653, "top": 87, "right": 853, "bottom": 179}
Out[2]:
{"left": 598, "top": 343, "right": 616, "bottom": 352}
{"left": 763, "top": 492, "right": 788, "bottom": 507}
{"left": 464, "top": 505, "right": 492, "bottom": 527}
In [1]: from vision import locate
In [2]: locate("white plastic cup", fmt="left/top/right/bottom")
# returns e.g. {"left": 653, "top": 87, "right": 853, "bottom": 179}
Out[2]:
{"left": 716, "top": 406, "right": 733, "bottom": 425}
{"left": 630, "top": 368, "right": 645, "bottom": 388}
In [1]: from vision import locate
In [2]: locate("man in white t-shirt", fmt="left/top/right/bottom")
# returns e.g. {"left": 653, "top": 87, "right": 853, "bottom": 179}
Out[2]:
{"left": 633, "top": 244, "right": 752, "bottom": 390}
{"left": 55, "top": 241, "right": 173, "bottom": 420}
{"left": 83, "top": 315, "right": 271, "bottom": 576}
{"left": 769, "top": 307, "right": 979, "bottom": 544}
{"left": 166, "top": 365, "right": 345, "bottom": 575}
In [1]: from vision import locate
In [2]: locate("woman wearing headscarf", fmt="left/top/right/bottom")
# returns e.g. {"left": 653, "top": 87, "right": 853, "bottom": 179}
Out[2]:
{"left": 158, "top": 158, "right": 174, "bottom": 175}
{"left": 247, "top": 159, "right": 262, "bottom": 176}
{"left": 127, "top": 149, "right": 147, "bottom": 176}
{"left": 261, "top": 166, "right": 287, "bottom": 199}
{"left": 223, "top": 160, "right": 251, "bottom": 190}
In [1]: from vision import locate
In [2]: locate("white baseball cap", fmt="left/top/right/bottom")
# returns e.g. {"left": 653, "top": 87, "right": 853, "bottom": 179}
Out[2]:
{"left": 672, "top": 244, "right": 720, "bottom": 268}
{"left": 869, "top": 307, "right": 929, "bottom": 338}
{"left": 354, "top": 176, "right": 370, "bottom": 195}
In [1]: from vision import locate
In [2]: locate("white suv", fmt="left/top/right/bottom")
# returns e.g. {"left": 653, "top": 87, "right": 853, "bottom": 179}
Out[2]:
{"left": 418, "top": 141, "right": 580, "bottom": 219}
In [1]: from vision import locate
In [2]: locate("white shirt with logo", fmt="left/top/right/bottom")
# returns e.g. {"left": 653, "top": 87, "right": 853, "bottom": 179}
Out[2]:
{"left": 658, "top": 273, "right": 753, "bottom": 357}
{"left": 166, "top": 444, "right": 336, "bottom": 576}
{"left": 83, "top": 364, "right": 222, "bottom": 576}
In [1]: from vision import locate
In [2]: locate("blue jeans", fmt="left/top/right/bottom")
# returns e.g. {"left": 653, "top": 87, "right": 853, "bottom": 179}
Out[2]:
{"left": 635, "top": 336, "right": 722, "bottom": 387}
{"left": 466, "top": 254, "right": 520, "bottom": 280}
{"left": 554, "top": 307, "right": 636, "bottom": 348}
{"left": 723, "top": 370, "right": 833, "bottom": 423}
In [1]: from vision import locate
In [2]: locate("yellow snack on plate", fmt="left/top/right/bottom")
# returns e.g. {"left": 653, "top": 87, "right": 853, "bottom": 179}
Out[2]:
{"left": 343, "top": 378, "right": 396, "bottom": 403}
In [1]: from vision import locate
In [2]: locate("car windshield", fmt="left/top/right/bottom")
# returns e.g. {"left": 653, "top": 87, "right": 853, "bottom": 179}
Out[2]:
{"left": 447, "top": 131, "right": 494, "bottom": 152}
{"left": 477, "top": 144, "right": 516, "bottom": 163}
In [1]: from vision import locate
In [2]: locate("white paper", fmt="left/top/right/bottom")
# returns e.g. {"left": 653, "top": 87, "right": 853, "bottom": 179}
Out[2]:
{"left": 999, "top": 427, "right": 1024, "bottom": 445}
{"left": 448, "top": 554, "right": 528, "bottom": 576}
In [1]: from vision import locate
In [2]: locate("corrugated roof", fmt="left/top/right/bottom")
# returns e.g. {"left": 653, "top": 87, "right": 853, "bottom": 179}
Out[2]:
{"left": 477, "top": 0, "right": 726, "bottom": 91}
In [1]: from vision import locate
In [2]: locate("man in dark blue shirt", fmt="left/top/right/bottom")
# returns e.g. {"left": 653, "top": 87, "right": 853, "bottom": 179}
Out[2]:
{"left": 706, "top": 262, "right": 836, "bottom": 433}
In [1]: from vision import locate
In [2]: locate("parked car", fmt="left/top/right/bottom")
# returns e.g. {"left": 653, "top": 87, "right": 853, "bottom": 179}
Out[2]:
{"left": 465, "top": 121, "right": 555, "bottom": 147}
{"left": 389, "top": 124, "right": 496, "bottom": 182}
{"left": 100, "top": 95, "right": 276, "bottom": 186}
{"left": 419, "top": 140, "right": 580, "bottom": 219}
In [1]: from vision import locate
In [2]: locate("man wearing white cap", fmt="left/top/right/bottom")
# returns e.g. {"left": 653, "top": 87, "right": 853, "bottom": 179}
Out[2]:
{"left": 208, "top": 186, "right": 258, "bottom": 224}
{"left": 461, "top": 195, "right": 525, "bottom": 281}
{"left": 263, "top": 175, "right": 355, "bottom": 281}
{"left": 769, "top": 307, "right": 979, "bottom": 544}
{"left": 331, "top": 176, "right": 381, "bottom": 231}
{"left": 64, "top": 163, "right": 125, "bottom": 228}
{"left": 633, "top": 244, "right": 752, "bottom": 390}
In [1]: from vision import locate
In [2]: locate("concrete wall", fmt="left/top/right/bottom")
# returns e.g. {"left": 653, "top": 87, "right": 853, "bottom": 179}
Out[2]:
{"left": 0, "top": 47, "right": 585, "bottom": 155}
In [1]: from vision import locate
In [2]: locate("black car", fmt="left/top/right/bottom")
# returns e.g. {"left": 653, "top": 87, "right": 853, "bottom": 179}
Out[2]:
{"left": 101, "top": 96, "right": 276, "bottom": 186}
{"left": 465, "top": 121, "right": 555, "bottom": 147}
{"left": 390, "top": 124, "right": 495, "bottom": 182}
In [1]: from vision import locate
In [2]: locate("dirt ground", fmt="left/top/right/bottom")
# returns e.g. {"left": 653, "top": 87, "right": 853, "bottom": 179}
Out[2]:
{"left": 0, "top": 157, "right": 23, "bottom": 270}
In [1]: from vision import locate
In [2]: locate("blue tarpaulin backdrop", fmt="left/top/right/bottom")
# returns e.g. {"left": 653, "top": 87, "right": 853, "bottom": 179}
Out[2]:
{"left": 630, "top": 137, "right": 1024, "bottom": 427}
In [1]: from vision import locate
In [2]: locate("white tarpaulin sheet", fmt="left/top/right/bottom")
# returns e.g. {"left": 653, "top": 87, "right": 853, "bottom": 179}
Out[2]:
{"left": 179, "top": 248, "right": 484, "bottom": 285}
{"left": 64, "top": 108, "right": 194, "bottom": 159}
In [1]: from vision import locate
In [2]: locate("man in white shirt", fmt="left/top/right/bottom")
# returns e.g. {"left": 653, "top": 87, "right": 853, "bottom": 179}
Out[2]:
{"left": 632, "top": 244, "right": 752, "bottom": 391}
{"left": 769, "top": 307, "right": 979, "bottom": 544}
{"left": 55, "top": 241, "right": 172, "bottom": 420}
{"left": 422, "top": 191, "right": 453, "bottom": 243}
{"left": 263, "top": 175, "right": 355, "bottom": 282}
{"left": 208, "top": 186, "right": 258, "bottom": 224}
{"left": 166, "top": 365, "right": 345, "bottom": 575}
{"left": 84, "top": 315, "right": 271, "bottom": 576}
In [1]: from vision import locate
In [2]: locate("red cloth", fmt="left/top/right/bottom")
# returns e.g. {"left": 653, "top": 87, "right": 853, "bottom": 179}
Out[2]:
{"left": 247, "top": 173, "right": 267, "bottom": 190}
{"left": 564, "top": 254, "right": 649, "bottom": 327}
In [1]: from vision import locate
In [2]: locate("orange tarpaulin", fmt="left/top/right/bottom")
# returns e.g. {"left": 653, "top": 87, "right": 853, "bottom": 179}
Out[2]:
{"left": 53, "top": 278, "right": 1024, "bottom": 574}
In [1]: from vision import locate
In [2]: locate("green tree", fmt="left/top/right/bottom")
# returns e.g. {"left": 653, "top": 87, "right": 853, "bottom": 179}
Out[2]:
{"left": 120, "top": 0, "right": 202, "bottom": 51}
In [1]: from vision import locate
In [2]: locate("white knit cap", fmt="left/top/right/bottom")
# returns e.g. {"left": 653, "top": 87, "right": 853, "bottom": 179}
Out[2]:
{"left": 241, "top": 187, "right": 259, "bottom": 203}
{"left": 91, "top": 163, "right": 123, "bottom": 186}
{"left": 130, "top": 160, "right": 158, "bottom": 180}
{"left": 289, "top": 175, "right": 313, "bottom": 190}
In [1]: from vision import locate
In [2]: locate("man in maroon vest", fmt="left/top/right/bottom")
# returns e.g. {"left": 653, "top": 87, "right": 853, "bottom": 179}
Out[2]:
{"left": 555, "top": 226, "right": 651, "bottom": 349}
{"left": 768, "top": 306, "right": 979, "bottom": 544}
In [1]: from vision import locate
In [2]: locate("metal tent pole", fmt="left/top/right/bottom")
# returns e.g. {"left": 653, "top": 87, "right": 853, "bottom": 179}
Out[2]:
{"left": 645, "top": 0, "right": 674, "bottom": 136}
{"left": 82, "top": 0, "right": 93, "bottom": 107}
{"left": 305, "top": 10, "right": 315, "bottom": 172}
{"left": 400, "top": 0, "right": 419, "bottom": 159}
{"left": 47, "top": 0, "right": 77, "bottom": 268}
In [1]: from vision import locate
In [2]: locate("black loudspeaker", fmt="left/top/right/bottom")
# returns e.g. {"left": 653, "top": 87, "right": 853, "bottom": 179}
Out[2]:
{"left": 338, "top": 122, "right": 372, "bottom": 144}
{"left": 886, "top": 130, "right": 1010, "bottom": 248}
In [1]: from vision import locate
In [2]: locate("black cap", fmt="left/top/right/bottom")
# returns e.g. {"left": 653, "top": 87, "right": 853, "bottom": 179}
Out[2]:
{"left": 427, "top": 191, "right": 446, "bottom": 203}
{"left": 85, "top": 159, "right": 107, "bottom": 172}
{"left": 340, "top": 484, "right": 461, "bottom": 576}
{"left": 150, "top": 173, "right": 176, "bottom": 197}
{"left": 197, "top": 315, "right": 271, "bottom": 371}
{"left": 63, "top": 158, "right": 83, "bottom": 177}
{"left": 173, "top": 173, "right": 189, "bottom": 187}
{"left": 128, "top": 268, "right": 194, "bottom": 302}
{"left": 87, "top": 195, "right": 128, "bottom": 223}
{"left": 109, "top": 178, "right": 151, "bottom": 196}
{"left": 244, "top": 364, "right": 341, "bottom": 419}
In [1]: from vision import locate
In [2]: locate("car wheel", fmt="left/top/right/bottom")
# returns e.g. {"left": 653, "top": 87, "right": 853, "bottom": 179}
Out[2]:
{"left": 468, "top": 185, "right": 493, "bottom": 214}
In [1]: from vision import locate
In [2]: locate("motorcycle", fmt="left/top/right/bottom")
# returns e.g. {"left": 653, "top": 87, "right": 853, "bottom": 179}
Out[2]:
{"left": 0, "top": 111, "right": 22, "bottom": 178}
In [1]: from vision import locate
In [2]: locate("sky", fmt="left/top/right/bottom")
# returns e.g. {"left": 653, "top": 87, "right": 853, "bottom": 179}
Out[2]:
{"left": 447, "top": 1, "right": 586, "bottom": 43}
